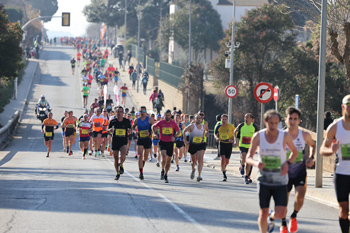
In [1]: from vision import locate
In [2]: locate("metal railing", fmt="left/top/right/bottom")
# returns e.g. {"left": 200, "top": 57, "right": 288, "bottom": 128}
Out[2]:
{"left": 0, "top": 111, "right": 20, "bottom": 149}
{"left": 159, "top": 61, "right": 184, "bottom": 88}
{"left": 146, "top": 56, "right": 155, "bottom": 77}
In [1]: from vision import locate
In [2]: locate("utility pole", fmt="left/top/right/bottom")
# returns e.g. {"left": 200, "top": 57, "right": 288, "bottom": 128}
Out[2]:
{"left": 315, "top": 0, "right": 327, "bottom": 188}
{"left": 228, "top": 0, "right": 236, "bottom": 124}
{"left": 124, "top": 0, "right": 127, "bottom": 54}
{"left": 189, "top": 0, "right": 192, "bottom": 66}
{"left": 137, "top": 0, "right": 141, "bottom": 93}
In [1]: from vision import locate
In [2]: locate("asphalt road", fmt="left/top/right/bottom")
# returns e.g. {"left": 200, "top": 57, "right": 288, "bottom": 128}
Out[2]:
{"left": 0, "top": 46, "right": 339, "bottom": 233}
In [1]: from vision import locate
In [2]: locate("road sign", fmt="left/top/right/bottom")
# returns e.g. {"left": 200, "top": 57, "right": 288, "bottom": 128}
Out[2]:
{"left": 254, "top": 82, "right": 273, "bottom": 104}
{"left": 225, "top": 85, "right": 238, "bottom": 98}
{"left": 273, "top": 86, "right": 279, "bottom": 102}
{"left": 62, "top": 12, "right": 70, "bottom": 26}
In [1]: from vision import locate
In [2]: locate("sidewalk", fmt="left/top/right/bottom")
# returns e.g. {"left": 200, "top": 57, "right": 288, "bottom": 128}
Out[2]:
{"left": 203, "top": 149, "right": 338, "bottom": 208}
{"left": 0, "top": 59, "right": 38, "bottom": 127}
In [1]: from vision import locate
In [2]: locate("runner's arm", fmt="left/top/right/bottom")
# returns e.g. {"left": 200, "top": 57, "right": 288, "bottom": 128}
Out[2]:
{"left": 285, "top": 133, "right": 298, "bottom": 163}
{"left": 246, "top": 132, "right": 262, "bottom": 169}
{"left": 320, "top": 123, "right": 338, "bottom": 156}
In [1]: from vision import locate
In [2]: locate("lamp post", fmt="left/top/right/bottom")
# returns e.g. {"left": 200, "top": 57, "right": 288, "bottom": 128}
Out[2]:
{"left": 137, "top": 0, "right": 141, "bottom": 93}
{"left": 124, "top": 0, "right": 127, "bottom": 54}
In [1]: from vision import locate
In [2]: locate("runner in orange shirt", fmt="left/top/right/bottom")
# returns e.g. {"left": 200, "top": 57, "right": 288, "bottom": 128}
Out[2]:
{"left": 42, "top": 112, "right": 58, "bottom": 158}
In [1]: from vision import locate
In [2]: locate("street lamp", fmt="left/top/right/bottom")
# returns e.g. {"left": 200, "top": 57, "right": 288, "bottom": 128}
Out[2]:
{"left": 137, "top": 0, "right": 141, "bottom": 93}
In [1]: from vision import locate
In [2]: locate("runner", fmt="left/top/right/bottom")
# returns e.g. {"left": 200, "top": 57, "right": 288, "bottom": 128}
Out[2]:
{"left": 78, "top": 114, "right": 91, "bottom": 160}
{"left": 90, "top": 108, "right": 104, "bottom": 157}
{"left": 246, "top": 110, "right": 298, "bottom": 233}
{"left": 61, "top": 111, "right": 68, "bottom": 151}
{"left": 183, "top": 114, "right": 205, "bottom": 182}
{"left": 70, "top": 57, "right": 76, "bottom": 75}
{"left": 272, "top": 107, "right": 315, "bottom": 233}
{"left": 213, "top": 114, "right": 222, "bottom": 160}
{"left": 152, "top": 109, "right": 180, "bottom": 183}
{"left": 174, "top": 114, "right": 185, "bottom": 171}
{"left": 101, "top": 108, "right": 109, "bottom": 157}
{"left": 214, "top": 114, "right": 235, "bottom": 181}
{"left": 109, "top": 106, "right": 131, "bottom": 180}
{"left": 153, "top": 114, "right": 162, "bottom": 167}
{"left": 234, "top": 113, "right": 259, "bottom": 184}
{"left": 62, "top": 111, "right": 77, "bottom": 156}
{"left": 199, "top": 110, "right": 209, "bottom": 161}
{"left": 132, "top": 106, "right": 155, "bottom": 180}
{"left": 120, "top": 83, "right": 128, "bottom": 107}
{"left": 320, "top": 95, "right": 350, "bottom": 233}
{"left": 113, "top": 68, "right": 120, "bottom": 85}
{"left": 183, "top": 114, "right": 190, "bottom": 162}
{"left": 81, "top": 83, "right": 90, "bottom": 108}
{"left": 128, "top": 112, "right": 139, "bottom": 157}
{"left": 77, "top": 51, "right": 81, "bottom": 66}
{"left": 41, "top": 112, "right": 58, "bottom": 157}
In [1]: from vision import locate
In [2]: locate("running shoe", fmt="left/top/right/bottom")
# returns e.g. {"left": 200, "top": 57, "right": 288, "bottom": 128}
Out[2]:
{"left": 101, "top": 153, "right": 105, "bottom": 157}
{"left": 160, "top": 170, "right": 165, "bottom": 180}
{"left": 156, "top": 162, "right": 160, "bottom": 167}
{"left": 171, "top": 158, "right": 174, "bottom": 164}
{"left": 114, "top": 174, "right": 120, "bottom": 180}
{"left": 288, "top": 217, "right": 297, "bottom": 233}
{"left": 110, "top": 151, "right": 113, "bottom": 156}
{"left": 267, "top": 210, "right": 275, "bottom": 233}
{"left": 248, "top": 176, "right": 253, "bottom": 183}
{"left": 190, "top": 170, "right": 195, "bottom": 180}
{"left": 46, "top": 154, "right": 49, "bottom": 158}
{"left": 69, "top": 151, "right": 72, "bottom": 156}
{"left": 214, "top": 156, "right": 220, "bottom": 160}
{"left": 135, "top": 154, "right": 138, "bottom": 158}
{"left": 139, "top": 173, "right": 144, "bottom": 180}
{"left": 82, "top": 156, "right": 85, "bottom": 160}
{"left": 280, "top": 226, "right": 288, "bottom": 233}
{"left": 244, "top": 176, "right": 249, "bottom": 184}
{"left": 107, "top": 146, "right": 110, "bottom": 152}
{"left": 240, "top": 165, "right": 245, "bottom": 176}
{"left": 222, "top": 177, "right": 227, "bottom": 182}
{"left": 89, "top": 151, "right": 92, "bottom": 155}
{"left": 119, "top": 165, "right": 124, "bottom": 174}
{"left": 66, "top": 146, "right": 69, "bottom": 153}
{"left": 153, "top": 153, "right": 157, "bottom": 158}
{"left": 94, "top": 151, "right": 97, "bottom": 157}
{"left": 197, "top": 177, "right": 201, "bottom": 182}
{"left": 148, "top": 157, "right": 152, "bottom": 162}
{"left": 98, "top": 151, "right": 101, "bottom": 156}
{"left": 164, "top": 174, "right": 169, "bottom": 183}
{"left": 175, "top": 166, "right": 179, "bottom": 172}
{"left": 184, "top": 156, "right": 187, "bottom": 162}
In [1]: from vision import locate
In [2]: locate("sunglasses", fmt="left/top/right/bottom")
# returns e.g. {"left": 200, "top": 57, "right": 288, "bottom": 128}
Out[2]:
{"left": 200, "top": 114, "right": 204, "bottom": 116}
{"left": 140, "top": 110, "right": 146, "bottom": 113}
{"left": 343, "top": 101, "right": 350, "bottom": 106}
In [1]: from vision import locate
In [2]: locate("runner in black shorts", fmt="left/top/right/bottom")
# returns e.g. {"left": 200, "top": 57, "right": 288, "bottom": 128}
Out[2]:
{"left": 108, "top": 106, "right": 131, "bottom": 180}
{"left": 42, "top": 112, "right": 58, "bottom": 158}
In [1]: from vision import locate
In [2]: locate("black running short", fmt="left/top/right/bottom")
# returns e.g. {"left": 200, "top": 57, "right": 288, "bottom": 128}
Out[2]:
{"left": 258, "top": 183, "right": 288, "bottom": 209}
{"left": 137, "top": 138, "right": 152, "bottom": 149}
{"left": 334, "top": 173, "right": 350, "bottom": 202}
{"left": 128, "top": 133, "right": 137, "bottom": 140}
{"left": 239, "top": 147, "right": 249, "bottom": 154}
{"left": 44, "top": 133, "right": 54, "bottom": 141}
{"left": 219, "top": 142, "right": 233, "bottom": 159}
{"left": 287, "top": 172, "right": 307, "bottom": 192}
{"left": 93, "top": 131, "right": 102, "bottom": 137}
{"left": 112, "top": 138, "right": 128, "bottom": 151}
{"left": 102, "top": 132, "right": 109, "bottom": 138}
{"left": 188, "top": 143, "right": 204, "bottom": 155}
{"left": 175, "top": 140, "right": 184, "bottom": 148}
{"left": 65, "top": 128, "right": 74, "bottom": 137}
{"left": 159, "top": 141, "right": 174, "bottom": 157}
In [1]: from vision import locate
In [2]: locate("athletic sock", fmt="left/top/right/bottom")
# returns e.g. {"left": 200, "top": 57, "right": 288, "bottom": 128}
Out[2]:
{"left": 281, "top": 218, "right": 287, "bottom": 226}
{"left": 223, "top": 171, "right": 227, "bottom": 177}
{"left": 339, "top": 217, "right": 349, "bottom": 233}
{"left": 139, "top": 168, "right": 143, "bottom": 173}
{"left": 291, "top": 210, "right": 298, "bottom": 218}
{"left": 83, "top": 148, "right": 87, "bottom": 156}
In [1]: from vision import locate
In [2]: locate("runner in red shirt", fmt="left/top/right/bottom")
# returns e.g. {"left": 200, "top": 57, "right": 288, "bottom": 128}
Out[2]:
{"left": 106, "top": 64, "right": 116, "bottom": 79}
{"left": 77, "top": 52, "right": 82, "bottom": 67}
{"left": 120, "top": 83, "right": 129, "bottom": 107}
{"left": 152, "top": 109, "right": 180, "bottom": 183}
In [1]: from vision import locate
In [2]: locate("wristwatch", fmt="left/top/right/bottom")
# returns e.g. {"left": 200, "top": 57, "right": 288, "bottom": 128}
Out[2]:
{"left": 286, "top": 160, "right": 291, "bottom": 166}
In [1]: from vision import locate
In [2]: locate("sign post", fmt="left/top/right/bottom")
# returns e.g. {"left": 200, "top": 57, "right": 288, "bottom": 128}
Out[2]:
{"left": 295, "top": 94, "right": 299, "bottom": 109}
{"left": 254, "top": 82, "right": 274, "bottom": 129}
{"left": 274, "top": 86, "right": 279, "bottom": 111}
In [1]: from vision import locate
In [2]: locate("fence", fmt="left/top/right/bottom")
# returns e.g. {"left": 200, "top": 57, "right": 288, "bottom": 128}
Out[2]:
{"left": 132, "top": 44, "right": 145, "bottom": 65}
{"left": 146, "top": 57, "right": 155, "bottom": 77}
{"left": 0, "top": 111, "right": 20, "bottom": 149}
{"left": 159, "top": 61, "right": 184, "bottom": 88}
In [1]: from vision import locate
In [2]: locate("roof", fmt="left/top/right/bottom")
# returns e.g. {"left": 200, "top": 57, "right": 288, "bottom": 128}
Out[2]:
{"left": 218, "top": 0, "right": 269, "bottom": 7}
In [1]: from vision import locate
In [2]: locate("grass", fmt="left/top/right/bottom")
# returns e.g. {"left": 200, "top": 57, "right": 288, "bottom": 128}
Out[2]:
{"left": 0, "top": 60, "right": 28, "bottom": 114}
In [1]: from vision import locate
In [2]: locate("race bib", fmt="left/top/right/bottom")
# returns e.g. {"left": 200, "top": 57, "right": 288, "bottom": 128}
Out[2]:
{"left": 192, "top": 137, "right": 202, "bottom": 144}
{"left": 341, "top": 144, "right": 350, "bottom": 161}
{"left": 45, "top": 132, "right": 52, "bottom": 137}
{"left": 262, "top": 155, "right": 281, "bottom": 172}
{"left": 139, "top": 130, "right": 149, "bottom": 138}
{"left": 81, "top": 129, "right": 89, "bottom": 135}
{"left": 162, "top": 127, "right": 173, "bottom": 136}
{"left": 94, "top": 122, "right": 101, "bottom": 127}
{"left": 220, "top": 134, "right": 229, "bottom": 141}
{"left": 102, "top": 126, "right": 107, "bottom": 131}
{"left": 286, "top": 150, "right": 303, "bottom": 163}
{"left": 242, "top": 136, "right": 251, "bottom": 144}
{"left": 67, "top": 124, "right": 74, "bottom": 128}
{"left": 115, "top": 129, "right": 126, "bottom": 136}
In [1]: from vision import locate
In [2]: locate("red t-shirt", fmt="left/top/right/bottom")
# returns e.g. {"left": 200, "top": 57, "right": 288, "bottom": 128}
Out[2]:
{"left": 88, "top": 75, "right": 93, "bottom": 83}
{"left": 153, "top": 120, "right": 179, "bottom": 142}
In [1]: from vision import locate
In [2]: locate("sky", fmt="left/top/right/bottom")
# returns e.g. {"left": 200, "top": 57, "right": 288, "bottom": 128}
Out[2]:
{"left": 44, "top": 0, "right": 91, "bottom": 37}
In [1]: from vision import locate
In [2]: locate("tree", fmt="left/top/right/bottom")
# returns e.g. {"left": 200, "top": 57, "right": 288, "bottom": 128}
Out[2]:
{"left": 159, "top": 0, "right": 224, "bottom": 62}
{"left": 27, "top": 0, "right": 58, "bottom": 22}
{"left": 0, "top": 4, "right": 23, "bottom": 81}
{"left": 5, "top": 7, "right": 23, "bottom": 23}
{"left": 271, "top": 0, "right": 350, "bottom": 88}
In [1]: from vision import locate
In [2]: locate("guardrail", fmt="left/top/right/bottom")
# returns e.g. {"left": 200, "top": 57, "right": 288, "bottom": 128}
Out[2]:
{"left": 0, "top": 111, "right": 20, "bottom": 150}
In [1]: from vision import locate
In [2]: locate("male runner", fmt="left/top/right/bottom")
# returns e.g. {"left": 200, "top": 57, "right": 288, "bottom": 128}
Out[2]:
{"left": 81, "top": 83, "right": 90, "bottom": 108}
{"left": 78, "top": 114, "right": 91, "bottom": 160}
{"left": 246, "top": 110, "right": 298, "bottom": 233}
{"left": 215, "top": 114, "right": 235, "bottom": 181}
{"left": 234, "top": 113, "right": 259, "bottom": 184}
{"left": 120, "top": 83, "right": 128, "bottom": 107}
{"left": 183, "top": 114, "right": 205, "bottom": 182}
{"left": 62, "top": 111, "right": 77, "bottom": 156}
{"left": 174, "top": 114, "right": 185, "bottom": 171}
{"left": 61, "top": 111, "right": 68, "bottom": 151}
{"left": 101, "top": 108, "right": 109, "bottom": 157}
{"left": 132, "top": 106, "right": 155, "bottom": 180}
{"left": 271, "top": 107, "right": 315, "bottom": 233}
{"left": 90, "top": 108, "right": 104, "bottom": 157}
{"left": 70, "top": 57, "right": 76, "bottom": 75}
{"left": 109, "top": 106, "right": 131, "bottom": 180}
{"left": 153, "top": 114, "right": 162, "bottom": 167}
{"left": 152, "top": 109, "right": 180, "bottom": 183}
{"left": 199, "top": 110, "right": 209, "bottom": 160}
{"left": 320, "top": 94, "right": 350, "bottom": 233}
{"left": 42, "top": 112, "right": 58, "bottom": 157}
{"left": 77, "top": 51, "right": 81, "bottom": 66}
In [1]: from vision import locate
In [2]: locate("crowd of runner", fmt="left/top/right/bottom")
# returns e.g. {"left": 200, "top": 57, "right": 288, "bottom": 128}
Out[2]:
{"left": 38, "top": 38, "right": 350, "bottom": 233}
